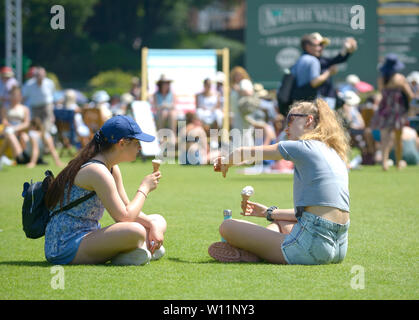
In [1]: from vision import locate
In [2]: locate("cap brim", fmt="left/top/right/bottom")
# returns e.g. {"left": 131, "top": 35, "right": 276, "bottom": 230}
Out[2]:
{"left": 321, "top": 38, "right": 330, "bottom": 46}
{"left": 134, "top": 132, "right": 155, "bottom": 143}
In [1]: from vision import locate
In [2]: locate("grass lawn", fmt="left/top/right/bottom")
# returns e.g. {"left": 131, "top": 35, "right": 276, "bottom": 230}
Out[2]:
{"left": 0, "top": 155, "right": 418, "bottom": 300}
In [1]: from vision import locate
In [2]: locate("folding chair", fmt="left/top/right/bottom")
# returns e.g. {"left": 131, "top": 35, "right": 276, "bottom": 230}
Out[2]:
{"left": 53, "top": 109, "right": 76, "bottom": 157}
{"left": 82, "top": 107, "right": 104, "bottom": 140}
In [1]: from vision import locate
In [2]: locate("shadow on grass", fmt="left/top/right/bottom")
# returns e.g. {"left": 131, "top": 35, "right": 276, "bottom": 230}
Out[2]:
{"left": 0, "top": 260, "right": 52, "bottom": 268}
{"left": 230, "top": 175, "right": 293, "bottom": 182}
{"left": 168, "top": 257, "right": 265, "bottom": 265}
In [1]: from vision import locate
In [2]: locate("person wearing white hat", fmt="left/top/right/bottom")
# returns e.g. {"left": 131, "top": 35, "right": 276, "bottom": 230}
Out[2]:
{"left": 0, "top": 66, "right": 19, "bottom": 115}
{"left": 406, "top": 71, "right": 419, "bottom": 115}
{"left": 337, "top": 91, "right": 365, "bottom": 161}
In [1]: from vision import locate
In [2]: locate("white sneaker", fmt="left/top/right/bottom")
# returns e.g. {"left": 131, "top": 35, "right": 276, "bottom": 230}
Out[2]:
{"left": 1, "top": 155, "right": 13, "bottom": 166}
{"left": 151, "top": 246, "right": 166, "bottom": 261}
{"left": 111, "top": 248, "right": 151, "bottom": 266}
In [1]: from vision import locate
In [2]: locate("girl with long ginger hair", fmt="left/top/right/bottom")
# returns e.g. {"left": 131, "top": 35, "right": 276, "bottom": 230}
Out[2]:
{"left": 211, "top": 99, "right": 351, "bottom": 265}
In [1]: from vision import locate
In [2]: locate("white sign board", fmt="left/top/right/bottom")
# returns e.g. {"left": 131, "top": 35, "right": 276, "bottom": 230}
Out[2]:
{"left": 147, "top": 49, "right": 217, "bottom": 114}
{"left": 130, "top": 100, "right": 160, "bottom": 157}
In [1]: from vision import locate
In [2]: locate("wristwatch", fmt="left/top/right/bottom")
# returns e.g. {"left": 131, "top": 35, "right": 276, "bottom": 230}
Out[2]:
{"left": 265, "top": 206, "right": 278, "bottom": 222}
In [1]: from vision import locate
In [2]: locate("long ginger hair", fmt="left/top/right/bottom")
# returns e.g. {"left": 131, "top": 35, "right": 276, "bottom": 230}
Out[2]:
{"left": 290, "top": 98, "right": 350, "bottom": 164}
{"left": 45, "top": 132, "right": 113, "bottom": 210}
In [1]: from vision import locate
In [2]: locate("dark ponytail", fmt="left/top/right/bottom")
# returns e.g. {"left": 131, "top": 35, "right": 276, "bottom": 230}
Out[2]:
{"left": 45, "top": 131, "right": 113, "bottom": 210}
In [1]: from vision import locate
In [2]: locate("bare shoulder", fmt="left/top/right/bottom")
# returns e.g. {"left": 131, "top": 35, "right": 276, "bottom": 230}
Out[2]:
{"left": 393, "top": 73, "right": 407, "bottom": 85}
{"left": 74, "top": 162, "right": 114, "bottom": 191}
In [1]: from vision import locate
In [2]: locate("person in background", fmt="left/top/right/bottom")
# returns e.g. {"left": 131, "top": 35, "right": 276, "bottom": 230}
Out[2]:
{"left": 1, "top": 117, "right": 63, "bottom": 168}
{"left": 406, "top": 71, "right": 419, "bottom": 116}
{"left": 291, "top": 33, "right": 339, "bottom": 103}
{"left": 130, "top": 77, "right": 141, "bottom": 101}
{"left": 91, "top": 90, "right": 112, "bottom": 124}
{"left": 22, "top": 67, "right": 56, "bottom": 133}
{"left": 0, "top": 86, "right": 31, "bottom": 166}
{"left": 0, "top": 67, "right": 19, "bottom": 117}
{"left": 245, "top": 109, "right": 277, "bottom": 169}
{"left": 152, "top": 74, "right": 177, "bottom": 133}
{"left": 178, "top": 112, "right": 209, "bottom": 165}
{"left": 389, "top": 125, "right": 419, "bottom": 167}
{"left": 196, "top": 78, "right": 223, "bottom": 133}
{"left": 230, "top": 67, "right": 251, "bottom": 131}
{"left": 317, "top": 35, "right": 358, "bottom": 109}
{"left": 371, "top": 54, "right": 414, "bottom": 170}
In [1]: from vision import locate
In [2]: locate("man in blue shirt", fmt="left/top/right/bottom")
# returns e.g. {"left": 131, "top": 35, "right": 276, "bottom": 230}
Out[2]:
{"left": 291, "top": 33, "right": 357, "bottom": 109}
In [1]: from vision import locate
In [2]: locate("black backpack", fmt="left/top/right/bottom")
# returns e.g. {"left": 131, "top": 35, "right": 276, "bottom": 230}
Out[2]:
{"left": 276, "top": 70, "right": 295, "bottom": 117}
{"left": 21, "top": 170, "right": 95, "bottom": 239}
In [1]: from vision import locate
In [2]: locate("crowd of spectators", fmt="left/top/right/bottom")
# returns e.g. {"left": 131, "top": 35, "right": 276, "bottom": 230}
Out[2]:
{"left": 1, "top": 40, "right": 418, "bottom": 171}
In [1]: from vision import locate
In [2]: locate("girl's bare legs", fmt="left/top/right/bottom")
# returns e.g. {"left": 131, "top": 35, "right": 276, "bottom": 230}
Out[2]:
{"left": 219, "top": 219, "right": 288, "bottom": 264}
{"left": 267, "top": 221, "right": 296, "bottom": 234}
{"left": 71, "top": 222, "right": 148, "bottom": 265}
{"left": 394, "top": 129, "right": 403, "bottom": 169}
{"left": 71, "top": 214, "right": 167, "bottom": 265}
{"left": 2, "top": 131, "right": 23, "bottom": 158}
{"left": 380, "top": 128, "right": 393, "bottom": 171}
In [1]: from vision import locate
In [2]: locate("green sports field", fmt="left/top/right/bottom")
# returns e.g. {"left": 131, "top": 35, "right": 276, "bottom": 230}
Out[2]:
{"left": 0, "top": 156, "right": 418, "bottom": 300}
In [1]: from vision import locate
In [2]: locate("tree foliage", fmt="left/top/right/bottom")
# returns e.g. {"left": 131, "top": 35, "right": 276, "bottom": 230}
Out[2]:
{"left": 0, "top": 0, "right": 244, "bottom": 86}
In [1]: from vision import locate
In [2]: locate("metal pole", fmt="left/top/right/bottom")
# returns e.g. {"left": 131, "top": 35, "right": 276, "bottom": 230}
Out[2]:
{"left": 5, "top": 0, "right": 22, "bottom": 84}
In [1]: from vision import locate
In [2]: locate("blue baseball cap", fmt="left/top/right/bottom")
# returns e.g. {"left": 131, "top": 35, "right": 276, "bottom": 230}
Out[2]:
{"left": 100, "top": 115, "right": 155, "bottom": 143}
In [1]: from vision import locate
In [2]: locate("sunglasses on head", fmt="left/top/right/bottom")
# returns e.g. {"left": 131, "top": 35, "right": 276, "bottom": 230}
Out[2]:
{"left": 286, "top": 113, "right": 309, "bottom": 125}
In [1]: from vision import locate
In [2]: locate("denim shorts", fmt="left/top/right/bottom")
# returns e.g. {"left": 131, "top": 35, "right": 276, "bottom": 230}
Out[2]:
{"left": 281, "top": 211, "right": 350, "bottom": 265}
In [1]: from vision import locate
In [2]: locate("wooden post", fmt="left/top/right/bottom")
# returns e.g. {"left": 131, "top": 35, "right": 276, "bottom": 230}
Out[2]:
{"left": 141, "top": 47, "right": 148, "bottom": 101}
{"left": 221, "top": 48, "right": 230, "bottom": 144}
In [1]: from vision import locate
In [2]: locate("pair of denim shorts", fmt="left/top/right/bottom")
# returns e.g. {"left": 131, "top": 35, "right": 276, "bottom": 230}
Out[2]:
{"left": 281, "top": 211, "right": 350, "bottom": 265}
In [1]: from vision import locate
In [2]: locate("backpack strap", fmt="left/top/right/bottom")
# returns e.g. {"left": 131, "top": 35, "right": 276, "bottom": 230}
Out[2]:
{"left": 49, "top": 159, "right": 111, "bottom": 217}
{"left": 50, "top": 190, "right": 96, "bottom": 216}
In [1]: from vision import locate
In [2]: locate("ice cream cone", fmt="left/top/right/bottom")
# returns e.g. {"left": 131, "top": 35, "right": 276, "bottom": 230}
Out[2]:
{"left": 152, "top": 159, "right": 162, "bottom": 172}
{"left": 241, "top": 186, "right": 254, "bottom": 215}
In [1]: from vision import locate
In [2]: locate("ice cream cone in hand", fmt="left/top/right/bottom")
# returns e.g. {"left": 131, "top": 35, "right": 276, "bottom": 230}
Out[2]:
{"left": 152, "top": 159, "right": 162, "bottom": 172}
{"left": 241, "top": 186, "right": 254, "bottom": 215}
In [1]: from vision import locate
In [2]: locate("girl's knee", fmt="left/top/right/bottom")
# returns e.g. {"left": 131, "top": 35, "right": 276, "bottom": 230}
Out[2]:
{"left": 120, "top": 222, "right": 147, "bottom": 244}
{"left": 219, "top": 219, "right": 236, "bottom": 238}
{"left": 148, "top": 214, "right": 167, "bottom": 231}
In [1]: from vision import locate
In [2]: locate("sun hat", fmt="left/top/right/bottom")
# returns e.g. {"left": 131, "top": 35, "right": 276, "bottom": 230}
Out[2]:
{"left": 346, "top": 74, "right": 360, "bottom": 86}
{"left": 342, "top": 90, "right": 361, "bottom": 106}
{"left": 379, "top": 53, "right": 405, "bottom": 75}
{"left": 1, "top": 66, "right": 14, "bottom": 77}
{"left": 92, "top": 90, "right": 110, "bottom": 103}
{"left": 215, "top": 71, "right": 225, "bottom": 84}
{"left": 239, "top": 79, "right": 253, "bottom": 92}
{"left": 407, "top": 71, "right": 419, "bottom": 84}
{"left": 100, "top": 115, "right": 155, "bottom": 143}
{"left": 309, "top": 32, "right": 331, "bottom": 46}
{"left": 121, "top": 93, "right": 134, "bottom": 104}
{"left": 156, "top": 74, "right": 173, "bottom": 84}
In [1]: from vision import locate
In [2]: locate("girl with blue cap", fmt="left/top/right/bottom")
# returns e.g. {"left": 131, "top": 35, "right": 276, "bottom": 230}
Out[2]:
{"left": 44, "top": 115, "right": 167, "bottom": 265}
